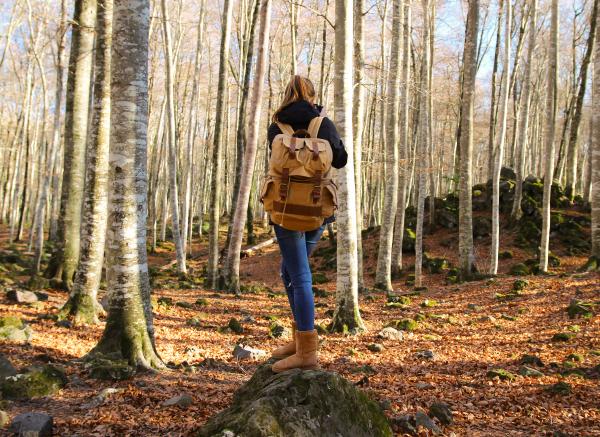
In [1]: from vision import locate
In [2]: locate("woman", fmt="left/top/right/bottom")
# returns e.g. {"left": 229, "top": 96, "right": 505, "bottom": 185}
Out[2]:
{"left": 266, "top": 76, "right": 348, "bottom": 373}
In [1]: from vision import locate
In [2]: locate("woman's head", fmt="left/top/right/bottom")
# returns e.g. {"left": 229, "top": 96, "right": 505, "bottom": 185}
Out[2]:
{"left": 273, "top": 75, "right": 316, "bottom": 122}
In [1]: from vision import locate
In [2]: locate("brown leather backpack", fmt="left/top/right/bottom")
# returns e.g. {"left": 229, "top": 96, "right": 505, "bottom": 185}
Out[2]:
{"left": 260, "top": 116, "right": 337, "bottom": 231}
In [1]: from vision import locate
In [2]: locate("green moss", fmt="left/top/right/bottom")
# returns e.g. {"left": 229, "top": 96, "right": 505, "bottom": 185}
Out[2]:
{"left": 552, "top": 332, "right": 575, "bottom": 342}
{"left": 86, "top": 357, "right": 135, "bottom": 381}
{"left": 499, "top": 251, "right": 513, "bottom": 260}
{"left": 386, "top": 295, "right": 411, "bottom": 305}
{"left": 0, "top": 315, "right": 24, "bottom": 329}
{"left": 546, "top": 381, "right": 571, "bottom": 395}
{"left": 195, "top": 298, "right": 209, "bottom": 306}
{"left": 1, "top": 365, "right": 67, "bottom": 400}
{"left": 389, "top": 318, "right": 419, "bottom": 332}
{"left": 420, "top": 299, "right": 438, "bottom": 308}
{"left": 228, "top": 318, "right": 244, "bottom": 334}
{"left": 487, "top": 368, "right": 516, "bottom": 381}
{"left": 565, "top": 353, "right": 583, "bottom": 363}
{"left": 567, "top": 299, "right": 594, "bottom": 319}
{"left": 513, "top": 279, "right": 529, "bottom": 292}
{"left": 510, "top": 263, "right": 530, "bottom": 276}
{"left": 312, "top": 272, "right": 328, "bottom": 284}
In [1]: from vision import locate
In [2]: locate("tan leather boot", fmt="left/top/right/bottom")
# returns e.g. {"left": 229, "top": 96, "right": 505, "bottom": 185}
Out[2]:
{"left": 272, "top": 321, "right": 297, "bottom": 359}
{"left": 271, "top": 329, "right": 318, "bottom": 373}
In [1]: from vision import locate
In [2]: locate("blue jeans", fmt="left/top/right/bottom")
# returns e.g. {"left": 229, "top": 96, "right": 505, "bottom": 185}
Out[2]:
{"left": 274, "top": 223, "right": 326, "bottom": 331}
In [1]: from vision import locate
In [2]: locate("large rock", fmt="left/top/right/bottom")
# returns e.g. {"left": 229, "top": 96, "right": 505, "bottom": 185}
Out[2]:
{"left": 6, "top": 289, "right": 38, "bottom": 304}
{"left": 0, "top": 364, "right": 67, "bottom": 400}
{"left": 198, "top": 361, "right": 392, "bottom": 437}
{"left": 8, "top": 412, "right": 53, "bottom": 437}
{"left": 0, "top": 316, "right": 33, "bottom": 342}
{"left": 0, "top": 353, "right": 17, "bottom": 379}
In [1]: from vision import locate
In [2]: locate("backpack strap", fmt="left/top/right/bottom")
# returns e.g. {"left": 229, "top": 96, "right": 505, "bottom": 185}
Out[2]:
{"left": 276, "top": 122, "right": 294, "bottom": 136}
{"left": 307, "top": 116, "right": 324, "bottom": 138}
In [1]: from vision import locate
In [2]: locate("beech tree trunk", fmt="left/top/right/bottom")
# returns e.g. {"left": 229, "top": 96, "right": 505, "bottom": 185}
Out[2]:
{"left": 458, "top": 0, "right": 479, "bottom": 279}
{"left": 161, "top": 0, "right": 186, "bottom": 274}
{"left": 539, "top": 0, "right": 559, "bottom": 273}
{"left": 512, "top": 0, "right": 537, "bottom": 222}
{"left": 330, "top": 0, "right": 366, "bottom": 334}
{"left": 224, "top": 0, "right": 271, "bottom": 293}
{"left": 490, "top": 0, "right": 511, "bottom": 275}
{"left": 207, "top": 0, "right": 234, "bottom": 289}
{"left": 60, "top": 0, "right": 112, "bottom": 324}
{"left": 90, "top": 0, "right": 164, "bottom": 370}
{"left": 591, "top": 11, "right": 600, "bottom": 264}
{"left": 375, "top": 0, "right": 402, "bottom": 291}
{"left": 47, "top": 0, "right": 97, "bottom": 290}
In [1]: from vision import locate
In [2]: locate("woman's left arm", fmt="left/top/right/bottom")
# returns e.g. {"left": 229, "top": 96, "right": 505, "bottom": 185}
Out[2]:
{"left": 318, "top": 118, "right": 348, "bottom": 169}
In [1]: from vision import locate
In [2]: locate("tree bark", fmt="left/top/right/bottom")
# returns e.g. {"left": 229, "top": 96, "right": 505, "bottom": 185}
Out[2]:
{"left": 47, "top": 0, "right": 97, "bottom": 290}
{"left": 539, "top": 0, "right": 559, "bottom": 273}
{"left": 330, "top": 0, "right": 365, "bottom": 333}
{"left": 90, "top": 0, "right": 164, "bottom": 370}
{"left": 207, "top": 0, "right": 234, "bottom": 289}
{"left": 458, "top": 0, "right": 479, "bottom": 279}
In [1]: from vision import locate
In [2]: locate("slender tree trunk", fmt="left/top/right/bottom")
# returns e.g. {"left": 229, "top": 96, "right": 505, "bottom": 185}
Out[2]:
{"left": 490, "top": 0, "right": 511, "bottom": 275}
{"left": 458, "top": 0, "right": 479, "bottom": 279}
{"left": 160, "top": 0, "right": 186, "bottom": 274}
{"left": 512, "top": 0, "right": 537, "bottom": 222}
{"left": 375, "top": 0, "right": 402, "bottom": 291}
{"left": 207, "top": 0, "right": 234, "bottom": 289}
{"left": 414, "top": 0, "right": 430, "bottom": 289}
{"left": 391, "top": 0, "right": 411, "bottom": 275}
{"left": 330, "top": 0, "right": 365, "bottom": 333}
{"left": 60, "top": 0, "right": 113, "bottom": 324}
{"left": 90, "top": 0, "right": 164, "bottom": 370}
{"left": 565, "top": 0, "right": 598, "bottom": 200}
{"left": 224, "top": 0, "right": 271, "bottom": 293}
{"left": 353, "top": 0, "right": 365, "bottom": 291}
{"left": 46, "top": 0, "right": 97, "bottom": 290}
{"left": 539, "top": 0, "right": 559, "bottom": 273}
{"left": 590, "top": 10, "right": 600, "bottom": 265}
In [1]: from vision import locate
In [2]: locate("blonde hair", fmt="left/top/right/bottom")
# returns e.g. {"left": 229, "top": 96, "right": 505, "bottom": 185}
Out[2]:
{"left": 272, "top": 75, "right": 316, "bottom": 122}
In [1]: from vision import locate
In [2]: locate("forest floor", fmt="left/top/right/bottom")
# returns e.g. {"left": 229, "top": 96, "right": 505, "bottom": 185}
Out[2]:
{"left": 0, "top": 214, "right": 599, "bottom": 436}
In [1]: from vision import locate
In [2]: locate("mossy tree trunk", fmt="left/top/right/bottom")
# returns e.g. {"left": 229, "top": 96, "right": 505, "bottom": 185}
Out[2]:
{"left": 60, "top": 0, "right": 112, "bottom": 325}
{"left": 330, "top": 0, "right": 365, "bottom": 334}
{"left": 46, "top": 0, "right": 97, "bottom": 290}
{"left": 89, "top": 0, "right": 163, "bottom": 370}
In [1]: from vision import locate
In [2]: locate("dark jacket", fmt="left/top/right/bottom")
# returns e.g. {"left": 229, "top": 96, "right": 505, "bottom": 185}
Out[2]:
{"left": 266, "top": 100, "right": 348, "bottom": 226}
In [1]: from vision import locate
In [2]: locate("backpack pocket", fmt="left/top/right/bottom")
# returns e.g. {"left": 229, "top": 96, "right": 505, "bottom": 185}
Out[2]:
{"left": 321, "top": 180, "right": 338, "bottom": 218}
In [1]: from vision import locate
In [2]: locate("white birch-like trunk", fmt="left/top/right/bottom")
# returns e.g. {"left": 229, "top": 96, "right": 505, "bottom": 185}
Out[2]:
{"left": 415, "top": 0, "right": 430, "bottom": 288}
{"left": 374, "top": 0, "right": 402, "bottom": 292}
{"left": 160, "top": 0, "right": 186, "bottom": 274}
{"left": 330, "top": 0, "right": 365, "bottom": 333}
{"left": 90, "top": 0, "right": 163, "bottom": 370}
{"left": 224, "top": 0, "right": 271, "bottom": 293}
{"left": 489, "top": 0, "right": 511, "bottom": 275}
{"left": 539, "top": 0, "right": 559, "bottom": 273}
{"left": 391, "top": 0, "right": 411, "bottom": 275}
{"left": 458, "top": 0, "right": 479, "bottom": 280}
{"left": 511, "top": 0, "right": 536, "bottom": 222}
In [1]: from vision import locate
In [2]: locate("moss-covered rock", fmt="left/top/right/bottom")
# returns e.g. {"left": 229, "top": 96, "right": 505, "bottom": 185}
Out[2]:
{"left": 0, "top": 315, "right": 33, "bottom": 341}
{"left": 473, "top": 216, "right": 492, "bottom": 238}
{"left": 197, "top": 360, "right": 392, "bottom": 437}
{"left": 387, "top": 295, "right": 411, "bottom": 306}
{"left": 520, "top": 354, "right": 544, "bottom": 367}
{"left": 0, "top": 365, "right": 67, "bottom": 400}
{"left": 567, "top": 299, "right": 594, "bottom": 319}
{"left": 552, "top": 332, "right": 575, "bottom": 342}
{"left": 388, "top": 318, "right": 418, "bottom": 332}
{"left": 85, "top": 357, "right": 135, "bottom": 381}
{"left": 312, "top": 272, "right": 328, "bottom": 284}
{"left": 228, "top": 317, "right": 244, "bottom": 334}
{"left": 546, "top": 381, "right": 571, "bottom": 395}
{"left": 486, "top": 368, "right": 516, "bottom": 381}
{"left": 512, "top": 279, "right": 528, "bottom": 292}
{"left": 510, "top": 263, "right": 530, "bottom": 276}
{"left": 402, "top": 228, "right": 416, "bottom": 253}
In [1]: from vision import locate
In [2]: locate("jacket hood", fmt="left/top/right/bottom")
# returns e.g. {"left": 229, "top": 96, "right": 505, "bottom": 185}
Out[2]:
{"left": 276, "top": 100, "right": 323, "bottom": 125}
